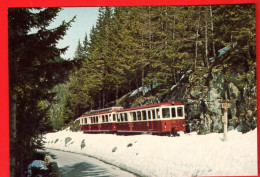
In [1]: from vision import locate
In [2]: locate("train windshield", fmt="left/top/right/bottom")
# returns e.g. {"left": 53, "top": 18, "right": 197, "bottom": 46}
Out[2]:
{"left": 177, "top": 107, "right": 184, "bottom": 117}
{"left": 162, "top": 108, "right": 170, "bottom": 118}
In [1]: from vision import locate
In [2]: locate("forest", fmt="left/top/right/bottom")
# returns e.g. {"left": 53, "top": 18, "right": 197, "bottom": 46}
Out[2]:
{"left": 60, "top": 5, "right": 256, "bottom": 127}
{"left": 9, "top": 5, "right": 256, "bottom": 177}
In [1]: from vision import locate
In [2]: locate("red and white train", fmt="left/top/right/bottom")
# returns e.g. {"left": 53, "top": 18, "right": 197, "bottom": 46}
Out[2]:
{"left": 77, "top": 101, "right": 186, "bottom": 135}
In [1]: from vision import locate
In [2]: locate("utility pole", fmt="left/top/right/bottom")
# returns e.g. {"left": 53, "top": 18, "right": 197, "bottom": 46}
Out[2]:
{"left": 222, "top": 102, "right": 230, "bottom": 141}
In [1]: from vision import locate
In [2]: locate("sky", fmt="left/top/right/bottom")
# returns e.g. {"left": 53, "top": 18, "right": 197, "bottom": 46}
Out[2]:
{"left": 50, "top": 7, "right": 99, "bottom": 60}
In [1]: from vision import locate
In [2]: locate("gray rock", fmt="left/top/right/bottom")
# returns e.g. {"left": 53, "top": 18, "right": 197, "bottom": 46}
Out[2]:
{"left": 228, "top": 82, "right": 241, "bottom": 101}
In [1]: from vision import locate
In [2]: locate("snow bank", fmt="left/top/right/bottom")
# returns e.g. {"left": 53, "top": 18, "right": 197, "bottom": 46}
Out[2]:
{"left": 44, "top": 129, "right": 258, "bottom": 177}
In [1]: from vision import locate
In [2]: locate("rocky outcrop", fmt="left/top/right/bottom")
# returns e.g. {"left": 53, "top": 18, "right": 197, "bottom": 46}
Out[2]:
{"left": 169, "top": 62, "right": 256, "bottom": 134}
{"left": 117, "top": 61, "right": 256, "bottom": 134}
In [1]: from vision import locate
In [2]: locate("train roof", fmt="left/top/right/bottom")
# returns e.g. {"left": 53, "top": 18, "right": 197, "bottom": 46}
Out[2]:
{"left": 79, "top": 101, "right": 183, "bottom": 118}
{"left": 117, "top": 101, "right": 183, "bottom": 113}
{"left": 81, "top": 107, "right": 123, "bottom": 117}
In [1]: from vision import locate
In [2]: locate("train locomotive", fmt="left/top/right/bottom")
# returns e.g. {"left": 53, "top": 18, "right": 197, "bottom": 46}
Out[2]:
{"left": 77, "top": 101, "right": 186, "bottom": 135}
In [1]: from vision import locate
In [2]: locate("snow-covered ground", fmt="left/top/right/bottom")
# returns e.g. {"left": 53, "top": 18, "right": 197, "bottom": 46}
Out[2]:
{"left": 44, "top": 129, "right": 258, "bottom": 177}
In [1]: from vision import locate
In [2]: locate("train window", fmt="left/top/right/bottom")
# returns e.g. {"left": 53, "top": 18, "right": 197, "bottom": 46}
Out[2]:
{"left": 120, "top": 113, "right": 123, "bottom": 122}
{"left": 142, "top": 110, "right": 147, "bottom": 120}
{"left": 96, "top": 116, "right": 98, "bottom": 123}
{"left": 133, "top": 112, "right": 137, "bottom": 121}
{"left": 102, "top": 115, "right": 105, "bottom": 122}
{"left": 124, "top": 113, "right": 128, "bottom": 121}
{"left": 177, "top": 107, "right": 183, "bottom": 117}
{"left": 171, "top": 108, "right": 176, "bottom": 118}
{"left": 117, "top": 114, "right": 120, "bottom": 122}
{"left": 162, "top": 108, "right": 170, "bottom": 118}
{"left": 105, "top": 115, "right": 108, "bottom": 122}
{"left": 85, "top": 118, "right": 87, "bottom": 124}
{"left": 113, "top": 114, "right": 116, "bottom": 121}
{"left": 152, "top": 110, "right": 156, "bottom": 119}
{"left": 137, "top": 111, "right": 141, "bottom": 120}
{"left": 156, "top": 109, "right": 160, "bottom": 119}
{"left": 148, "top": 111, "right": 151, "bottom": 120}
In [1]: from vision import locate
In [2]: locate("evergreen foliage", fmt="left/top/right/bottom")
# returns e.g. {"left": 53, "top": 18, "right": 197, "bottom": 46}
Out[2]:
{"left": 64, "top": 5, "right": 255, "bottom": 122}
{"left": 8, "top": 8, "right": 79, "bottom": 176}
{"left": 8, "top": 6, "right": 255, "bottom": 176}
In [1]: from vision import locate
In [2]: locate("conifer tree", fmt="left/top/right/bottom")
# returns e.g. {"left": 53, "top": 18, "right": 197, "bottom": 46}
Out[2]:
{"left": 8, "top": 8, "right": 77, "bottom": 176}
{"left": 64, "top": 5, "right": 255, "bottom": 128}
{"left": 74, "top": 40, "right": 84, "bottom": 60}
{"left": 212, "top": 5, "right": 256, "bottom": 69}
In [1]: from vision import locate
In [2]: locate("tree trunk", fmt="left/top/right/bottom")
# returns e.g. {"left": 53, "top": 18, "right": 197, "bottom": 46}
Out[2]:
{"left": 116, "top": 84, "right": 119, "bottom": 104}
{"left": 247, "top": 40, "right": 251, "bottom": 59}
{"left": 19, "top": 152, "right": 25, "bottom": 177}
{"left": 148, "top": 6, "right": 152, "bottom": 49}
{"left": 142, "top": 68, "right": 145, "bottom": 96}
{"left": 164, "top": 6, "right": 168, "bottom": 49}
{"left": 102, "top": 89, "right": 105, "bottom": 108}
{"left": 10, "top": 92, "right": 17, "bottom": 177}
{"left": 173, "top": 16, "right": 175, "bottom": 41}
{"left": 98, "top": 91, "right": 101, "bottom": 108}
{"left": 204, "top": 7, "right": 209, "bottom": 69}
{"left": 209, "top": 5, "right": 216, "bottom": 57}
{"left": 195, "top": 28, "right": 199, "bottom": 71}
{"left": 195, "top": 10, "right": 201, "bottom": 71}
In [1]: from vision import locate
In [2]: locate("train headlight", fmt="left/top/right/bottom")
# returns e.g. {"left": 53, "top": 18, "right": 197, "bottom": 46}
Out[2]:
{"left": 164, "top": 125, "right": 167, "bottom": 130}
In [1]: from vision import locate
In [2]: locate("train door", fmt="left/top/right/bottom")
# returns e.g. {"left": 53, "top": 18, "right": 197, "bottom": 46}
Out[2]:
{"left": 171, "top": 107, "right": 176, "bottom": 127}
{"left": 130, "top": 112, "right": 137, "bottom": 131}
{"left": 141, "top": 110, "right": 148, "bottom": 131}
{"left": 147, "top": 109, "right": 154, "bottom": 131}
{"left": 127, "top": 112, "right": 133, "bottom": 131}
{"left": 97, "top": 116, "right": 101, "bottom": 131}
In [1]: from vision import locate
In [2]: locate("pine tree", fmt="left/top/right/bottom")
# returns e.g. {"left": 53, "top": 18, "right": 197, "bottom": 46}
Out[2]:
{"left": 8, "top": 8, "right": 77, "bottom": 176}
{"left": 212, "top": 5, "right": 256, "bottom": 71}
{"left": 63, "top": 5, "right": 256, "bottom": 125}
{"left": 74, "top": 40, "right": 84, "bottom": 60}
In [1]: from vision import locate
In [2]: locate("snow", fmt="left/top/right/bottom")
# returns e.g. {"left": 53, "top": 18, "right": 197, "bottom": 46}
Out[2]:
{"left": 44, "top": 128, "right": 258, "bottom": 177}
{"left": 130, "top": 80, "right": 158, "bottom": 97}
{"left": 171, "top": 70, "right": 192, "bottom": 91}
{"left": 27, "top": 160, "right": 48, "bottom": 177}
{"left": 28, "top": 160, "right": 48, "bottom": 170}
{"left": 47, "top": 149, "right": 135, "bottom": 177}
{"left": 170, "top": 85, "right": 177, "bottom": 91}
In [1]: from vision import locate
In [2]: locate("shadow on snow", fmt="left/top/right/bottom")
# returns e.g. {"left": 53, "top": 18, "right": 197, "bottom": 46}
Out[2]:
{"left": 59, "top": 162, "right": 111, "bottom": 177}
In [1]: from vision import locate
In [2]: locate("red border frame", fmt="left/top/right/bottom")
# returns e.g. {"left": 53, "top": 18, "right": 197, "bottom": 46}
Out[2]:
{"left": 0, "top": 0, "right": 259, "bottom": 177}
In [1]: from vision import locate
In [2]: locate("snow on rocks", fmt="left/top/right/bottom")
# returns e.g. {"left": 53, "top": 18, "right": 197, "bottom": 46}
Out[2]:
{"left": 28, "top": 160, "right": 48, "bottom": 170}
{"left": 27, "top": 160, "right": 48, "bottom": 177}
{"left": 44, "top": 129, "right": 258, "bottom": 177}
